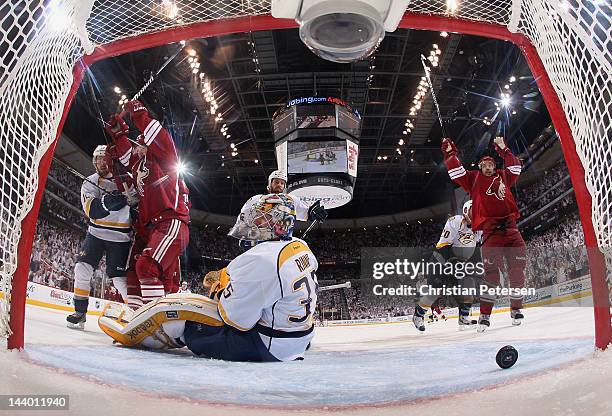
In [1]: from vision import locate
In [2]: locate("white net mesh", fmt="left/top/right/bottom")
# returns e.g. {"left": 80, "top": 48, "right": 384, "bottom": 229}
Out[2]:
{"left": 0, "top": 0, "right": 610, "bottom": 340}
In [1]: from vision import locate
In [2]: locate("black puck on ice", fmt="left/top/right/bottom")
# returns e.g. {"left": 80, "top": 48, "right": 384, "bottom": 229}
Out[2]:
{"left": 496, "top": 345, "right": 518, "bottom": 369}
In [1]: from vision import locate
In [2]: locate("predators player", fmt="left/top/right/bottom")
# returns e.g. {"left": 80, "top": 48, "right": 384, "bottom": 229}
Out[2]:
{"left": 413, "top": 200, "right": 483, "bottom": 332}
{"left": 98, "top": 194, "right": 318, "bottom": 362}
{"left": 236, "top": 170, "right": 327, "bottom": 248}
{"left": 66, "top": 145, "right": 131, "bottom": 329}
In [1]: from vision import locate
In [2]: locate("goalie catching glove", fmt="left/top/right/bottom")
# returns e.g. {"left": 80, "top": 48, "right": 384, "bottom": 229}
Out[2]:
{"left": 203, "top": 268, "right": 230, "bottom": 300}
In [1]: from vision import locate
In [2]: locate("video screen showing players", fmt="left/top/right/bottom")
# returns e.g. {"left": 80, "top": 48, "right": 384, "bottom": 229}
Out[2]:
{"left": 295, "top": 104, "right": 336, "bottom": 129}
{"left": 288, "top": 141, "right": 348, "bottom": 174}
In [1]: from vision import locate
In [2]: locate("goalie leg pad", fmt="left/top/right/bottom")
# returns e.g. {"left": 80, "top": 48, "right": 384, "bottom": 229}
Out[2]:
{"left": 98, "top": 293, "right": 223, "bottom": 349}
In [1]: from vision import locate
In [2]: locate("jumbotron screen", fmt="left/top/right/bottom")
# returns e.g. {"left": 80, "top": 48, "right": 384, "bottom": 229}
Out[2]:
{"left": 287, "top": 140, "right": 348, "bottom": 174}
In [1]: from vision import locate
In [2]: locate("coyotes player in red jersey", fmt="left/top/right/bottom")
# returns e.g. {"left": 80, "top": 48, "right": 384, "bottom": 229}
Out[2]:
{"left": 442, "top": 136, "right": 526, "bottom": 332}
{"left": 105, "top": 100, "right": 190, "bottom": 309}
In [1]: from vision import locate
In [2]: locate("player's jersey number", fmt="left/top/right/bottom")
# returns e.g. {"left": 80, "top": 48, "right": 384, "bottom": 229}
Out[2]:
{"left": 288, "top": 272, "right": 315, "bottom": 324}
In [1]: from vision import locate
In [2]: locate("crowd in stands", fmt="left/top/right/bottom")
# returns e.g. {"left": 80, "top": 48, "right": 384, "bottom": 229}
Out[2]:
{"left": 516, "top": 160, "right": 575, "bottom": 218}
{"left": 26, "top": 157, "right": 593, "bottom": 318}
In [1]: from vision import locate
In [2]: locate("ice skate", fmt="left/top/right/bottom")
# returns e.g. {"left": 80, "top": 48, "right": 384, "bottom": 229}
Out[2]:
{"left": 458, "top": 315, "right": 477, "bottom": 330}
{"left": 66, "top": 312, "right": 86, "bottom": 330}
{"left": 412, "top": 305, "right": 426, "bottom": 332}
{"left": 477, "top": 314, "right": 490, "bottom": 333}
{"left": 511, "top": 309, "right": 524, "bottom": 326}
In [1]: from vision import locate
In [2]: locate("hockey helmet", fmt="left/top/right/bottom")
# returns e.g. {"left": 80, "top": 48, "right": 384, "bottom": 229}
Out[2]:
{"left": 267, "top": 170, "right": 287, "bottom": 193}
{"left": 92, "top": 145, "right": 108, "bottom": 174}
{"left": 478, "top": 155, "right": 495, "bottom": 169}
{"left": 462, "top": 200, "right": 472, "bottom": 222}
{"left": 228, "top": 194, "right": 296, "bottom": 242}
{"left": 92, "top": 145, "right": 107, "bottom": 161}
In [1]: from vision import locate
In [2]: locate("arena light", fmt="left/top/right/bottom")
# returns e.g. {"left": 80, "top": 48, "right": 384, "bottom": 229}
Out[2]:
{"left": 161, "top": 0, "right": 179, "bottom": 20}
{"left": 500, "top": 94, "right": 512, "bottom": 108}
{"left": 509, "top": 75, "right": 516, "bottom": 83}
{"left": 446, "top": 0, "right": 459, "bottom": 15}
{"left": 176, "top": 160, "right": 187, "bottom": 175}
{"left": 46, "top": 0, "right": 72, "bottom": 33}
{"left": 254, "top": 159, "right": 259, "bottom": 164}
{"left": 440, "top": 31, "right": 449, "bottom": 37}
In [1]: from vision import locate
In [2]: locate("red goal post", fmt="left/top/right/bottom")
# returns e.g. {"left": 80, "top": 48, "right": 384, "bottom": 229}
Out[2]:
{"left": 0, "top": 1, "right": 610, "bottom": 350}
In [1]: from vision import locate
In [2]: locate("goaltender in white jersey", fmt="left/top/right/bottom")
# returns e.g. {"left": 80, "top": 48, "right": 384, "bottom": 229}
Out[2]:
{"left": 236, "top": 171, "right": 328, "bottom": 248}
{"left": 99, "top": 193, "right": 318, "bottom": 362}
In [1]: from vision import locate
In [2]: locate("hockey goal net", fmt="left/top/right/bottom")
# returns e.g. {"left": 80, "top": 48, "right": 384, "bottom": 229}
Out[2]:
{"left": 0, "top": 0, "right": 610, "bottom": 349}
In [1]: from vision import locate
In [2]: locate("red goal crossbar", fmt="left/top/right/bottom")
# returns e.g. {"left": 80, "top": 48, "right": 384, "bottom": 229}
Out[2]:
{"left": 8, "top": 13, "right": 611, "bottom": 350}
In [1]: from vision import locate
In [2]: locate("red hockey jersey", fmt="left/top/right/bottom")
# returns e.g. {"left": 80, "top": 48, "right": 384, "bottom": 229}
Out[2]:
{"left": 444, "top": 147, "right": 522, "bottom": 231}
{"left": 112, "top": 112, "right": 190, "bottom": 227}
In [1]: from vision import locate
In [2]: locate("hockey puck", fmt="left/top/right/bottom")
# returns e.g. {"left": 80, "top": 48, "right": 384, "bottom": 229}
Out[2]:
{"left": 496, "top": 345, "right": 518, "bottom": 369}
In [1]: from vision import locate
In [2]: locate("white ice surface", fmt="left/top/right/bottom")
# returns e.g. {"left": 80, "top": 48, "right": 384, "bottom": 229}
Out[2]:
{"left": 1, "top": 303, "right": 611, "bottom": 416}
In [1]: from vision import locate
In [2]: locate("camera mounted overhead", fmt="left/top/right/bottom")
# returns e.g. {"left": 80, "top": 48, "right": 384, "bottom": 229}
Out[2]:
{"left": 272, "top": 0, "right": 409, "bottom": 63}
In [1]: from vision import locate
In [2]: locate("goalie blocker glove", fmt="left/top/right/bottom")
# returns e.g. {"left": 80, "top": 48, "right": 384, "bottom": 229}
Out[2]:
{"left": 308, "top": 200, "right": 328, "bottom": 222}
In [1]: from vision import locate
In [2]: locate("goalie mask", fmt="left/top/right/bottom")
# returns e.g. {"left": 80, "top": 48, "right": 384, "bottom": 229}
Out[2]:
{"left": 229, "top": 194, "right": 296, "bottom": 242}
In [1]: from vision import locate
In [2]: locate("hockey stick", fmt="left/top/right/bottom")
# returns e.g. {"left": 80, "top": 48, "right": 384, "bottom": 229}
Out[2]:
{"left": 131, "top": 44, "right": 185, "bottom": 101}
{"left": 52, "top": 156, "right": 111, "bottom": 195}
{"left": 420, "top": 54, "right": 447, "bottom": 137}
{"left": 319, "top": 281, "right": 351, "bottom": 292}
{"left": 301, "top": 219, "right": 320, "bottom": 240}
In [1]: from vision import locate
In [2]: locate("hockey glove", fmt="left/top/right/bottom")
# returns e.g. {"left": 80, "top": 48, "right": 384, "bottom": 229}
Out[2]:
{"left": 493, "top": 136, "right": 508, "bottom": 154}
{"left": 441, "top": 138, "right": 458, "bottom": 157}
{"left": 101, "top": 191, "right": 128, "bottom": 211}
{"left": 308, "top": 200, "right": 328, "bottom": 222}
{"left": 105, "top": 114, "right": 129, "bottom": 141}
{"left": 203, "top": 268, "right": 229, "bottom": 300}
{"left": 124, "top": 100, "right": 148, "bottom": 118}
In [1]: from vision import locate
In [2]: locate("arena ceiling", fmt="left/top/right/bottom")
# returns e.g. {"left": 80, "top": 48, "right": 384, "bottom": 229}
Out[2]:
{"left": 62, "top": 27, "right": 551, "bottom": 218}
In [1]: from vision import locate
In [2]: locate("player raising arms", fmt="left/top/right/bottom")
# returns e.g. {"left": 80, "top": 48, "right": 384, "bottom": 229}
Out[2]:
{"left": 442, "top": 136, "right": 526, "bottom": 332}
{"left": 105, "top": 100, "right": 190, "bottom": 309}
{"left": 99, "top": 194, "right": 318, "bottom": 362}
{"left": 66, "top": 145, "right": 131, "bottom": 329}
